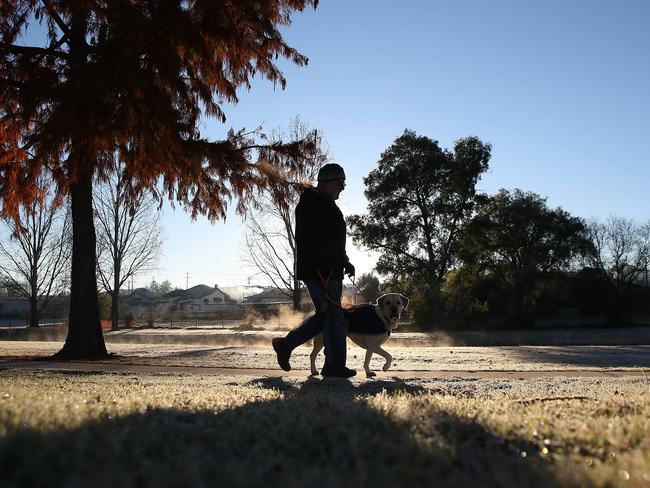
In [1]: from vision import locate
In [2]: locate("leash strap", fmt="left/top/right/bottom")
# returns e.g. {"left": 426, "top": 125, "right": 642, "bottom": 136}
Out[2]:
{"left": 316, "top": 269, "right": 354, "bottom": 314}
{"left": 349, "top": 274, "right": 372, "bottom": 304}
{"left": 343, "top": 274, "right": 360, "bottom": 312}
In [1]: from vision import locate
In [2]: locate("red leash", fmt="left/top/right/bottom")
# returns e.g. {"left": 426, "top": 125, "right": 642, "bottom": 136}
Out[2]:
{"left": 317, "top": 269, "right": 356, "bottom": 313}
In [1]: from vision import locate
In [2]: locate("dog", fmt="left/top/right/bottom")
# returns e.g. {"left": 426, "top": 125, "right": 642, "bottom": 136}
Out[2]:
{"left": 310, "top": 293, "right": 409, "bottom": 378}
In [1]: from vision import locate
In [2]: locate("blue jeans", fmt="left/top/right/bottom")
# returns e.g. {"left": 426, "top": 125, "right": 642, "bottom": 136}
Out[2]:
{"left": 284, "top": 279, "right": 346, "bottom": 367}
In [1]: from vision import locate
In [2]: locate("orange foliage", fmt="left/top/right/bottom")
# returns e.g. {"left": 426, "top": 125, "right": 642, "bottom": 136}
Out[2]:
{"left": 1, "top": 0, "right": 320, "bottom": 219}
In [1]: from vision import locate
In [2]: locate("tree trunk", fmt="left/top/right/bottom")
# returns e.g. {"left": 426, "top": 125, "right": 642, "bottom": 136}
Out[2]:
{"left": 511, "top": 278, "right": 532, "bottom": 326}
{"left": 111, "top": 289, "right": 119, "bottom": 331}
{"left": 54, "top": 172, "right": 108, "bottom": 359}
{"left": 292, "top": 277, "right": 301, "bottom": 311}
{"left": 426, "top": 271, "right": 440, "bottom": 327}
{"left": 28, "top": 261, "right": 39, "bottom": 327}
{"left": 112, "top": 190, "right": 120, "bottom": 331}
{"left": 28, "top": 296, "right": 39, "bottom": 328}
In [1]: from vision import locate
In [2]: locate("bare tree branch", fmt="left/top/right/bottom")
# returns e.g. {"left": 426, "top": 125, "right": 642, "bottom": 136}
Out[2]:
{"left": 0, "top": 41, "right": 68, "bottom": 59}
{"left": 0, "top": 178, "right": 70, "bottom": 326}
{"left": 587, "top": 216, "right": 650, "bottom": 305}
{"left": 41, "top": 0, "right": 73, "bottom": 44}
{"left": 94, "top": 160, "right": 164, "bottom": 330}
{"left": 241, "top": 117, "right": 327, "bottom": 310}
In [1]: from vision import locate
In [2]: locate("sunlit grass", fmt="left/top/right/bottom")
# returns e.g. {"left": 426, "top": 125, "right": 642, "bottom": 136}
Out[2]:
{"left": 0, "top": 371, "right": 648, "bottom": 487}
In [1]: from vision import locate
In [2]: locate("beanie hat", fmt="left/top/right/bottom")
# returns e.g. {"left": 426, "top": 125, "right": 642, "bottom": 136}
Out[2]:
{"left": 317, "top": 163, "right": 346, "bottom": 181}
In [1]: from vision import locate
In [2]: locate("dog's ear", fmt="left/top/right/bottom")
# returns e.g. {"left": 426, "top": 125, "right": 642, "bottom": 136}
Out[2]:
{"left": 376, "top": 294, "right": 386, "bottom": 308}
{"left": 399, "top": 294, "right": 409, "bottom": 310}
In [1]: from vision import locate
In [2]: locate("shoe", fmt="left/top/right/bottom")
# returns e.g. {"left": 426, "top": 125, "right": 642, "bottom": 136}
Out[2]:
{"left": 272, "top": 337, "right": 291, "bottom": 371}
{"left": 321, "top": 364, "right": 356, "bottom": 378}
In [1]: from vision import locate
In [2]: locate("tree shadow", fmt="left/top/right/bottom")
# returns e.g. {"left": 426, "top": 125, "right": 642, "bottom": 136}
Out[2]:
{"left": 150, "top": 347, "right": 234, "bottom": 359}
{"left": 507, "top": 345, "right": 650, "bottom": 369}
{"left": 249, "top": 375, "right": 428, "bottom": 398}
{"left": 0, "top": 377, "right": 561, "bottom": 487}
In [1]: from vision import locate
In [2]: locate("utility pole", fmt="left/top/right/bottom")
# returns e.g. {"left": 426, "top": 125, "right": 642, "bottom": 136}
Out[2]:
{"left": 185, "top": 272, "right": 189, "bottom": 290}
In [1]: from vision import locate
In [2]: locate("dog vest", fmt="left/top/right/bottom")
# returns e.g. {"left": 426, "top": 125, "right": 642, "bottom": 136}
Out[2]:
{"left": 343, "top": 304, "right": 388, "bottom": 335}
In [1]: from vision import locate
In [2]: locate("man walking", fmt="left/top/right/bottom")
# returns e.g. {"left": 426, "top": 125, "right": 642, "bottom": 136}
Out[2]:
{"left": 272, "top": 163, "right": 356, "bottom": 378}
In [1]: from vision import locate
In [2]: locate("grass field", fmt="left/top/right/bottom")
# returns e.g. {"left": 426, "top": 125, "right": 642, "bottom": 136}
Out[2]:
{"left": 1, "top": 370, "right": 649, "bottom": 487}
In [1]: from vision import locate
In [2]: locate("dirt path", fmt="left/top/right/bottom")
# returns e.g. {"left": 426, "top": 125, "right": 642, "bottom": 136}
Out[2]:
{"left": 3, "top": 341, "right": 650, "bottom": 370}
{"left": 1, "top": 359, "right": 647, "bottom": 379}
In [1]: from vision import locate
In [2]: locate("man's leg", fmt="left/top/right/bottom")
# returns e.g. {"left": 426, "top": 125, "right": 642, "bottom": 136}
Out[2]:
{"left": 272, "top": 280, "right": 326, "bottom": 371}
{"left": 320, "top": 280, "right": 355, "bottom": 378}
{"left": 321, "top": 279, "right": 346, "bottom": 366}
{"left": 283, "top": 280, "right": 327, "bottom": 349}
{"left": 272, "top": 279, "right": 354, "bottom": 377}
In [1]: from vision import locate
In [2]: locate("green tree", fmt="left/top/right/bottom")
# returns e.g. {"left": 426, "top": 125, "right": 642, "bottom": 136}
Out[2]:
{"left": 459, "top": 189, "right": 592, "bottom": 322}
{"left": 98, "top": 292, "right": 111, "bottom": 321}
{"left": 348, "top": 130, "right": 491, "bottom": 324}
{"left": 148, "top": 279, "right": 173, "bottom": 296}
{"left": 355, "top": 272, "right": 381, "bottom": 302}
{"left": 440, "top": 264, "right": 493, "bottom": 327}
{"left": 1, "top": 1, "right": 319, "bottom": 358}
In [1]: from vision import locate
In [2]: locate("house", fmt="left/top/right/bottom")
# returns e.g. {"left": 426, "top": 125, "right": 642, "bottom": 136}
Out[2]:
{"left": 121, "top": 288, "right": 161, "bottom": 319}
{"left": 0, "top": 294, "right": 69, "bottom": 326}
{"left": 243, "top": 287, "right": 292, "bottom": 304}
{"left": 161, "top": 284, "right": 233, "bottom": 312}
{"left": 123, "top": 288, "right": 158, "bottom": 306}
{"left": 0, "top": 297, "right": 29, "bottom": 317}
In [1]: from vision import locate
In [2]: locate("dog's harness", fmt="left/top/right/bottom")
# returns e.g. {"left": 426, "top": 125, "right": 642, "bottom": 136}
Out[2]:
{"left": 317, "top": 269, "right": 395, "bottom": 334}
{"left": 344, "top": 304, "right": 391, "bottom": 335}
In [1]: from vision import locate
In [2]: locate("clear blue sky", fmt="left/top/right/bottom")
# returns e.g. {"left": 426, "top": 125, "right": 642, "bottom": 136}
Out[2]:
{"left": 158, "top": 0, "right": 650, "bottom": 290}
{"left": 19, "top": 1, "right": 650, "bottom": 289}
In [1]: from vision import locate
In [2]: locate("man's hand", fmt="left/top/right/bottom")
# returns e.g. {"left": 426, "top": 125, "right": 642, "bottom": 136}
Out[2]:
{"left": 344, "top": 262, "right": 355, "bottom": 277}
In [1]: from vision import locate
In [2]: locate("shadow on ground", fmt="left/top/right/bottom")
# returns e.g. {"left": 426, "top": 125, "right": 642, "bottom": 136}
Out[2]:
{"left": 509, "top": 345, "right": 650, "bottom": 369}
{"left": 426, "top": 326, "right": 650, "bottom": 346}
{"left": 0, "top": 375, "right": 560, "bottom": 487}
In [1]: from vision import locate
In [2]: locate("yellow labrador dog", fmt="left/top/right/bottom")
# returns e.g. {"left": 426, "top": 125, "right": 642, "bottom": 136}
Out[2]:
{"left": 310, "top": 293, "right": 409, "bottom": 378}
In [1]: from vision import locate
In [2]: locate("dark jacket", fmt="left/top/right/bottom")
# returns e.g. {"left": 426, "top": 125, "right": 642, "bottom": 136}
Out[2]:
{"left": 295, "top": 187, "right": 350, "bottom": 280}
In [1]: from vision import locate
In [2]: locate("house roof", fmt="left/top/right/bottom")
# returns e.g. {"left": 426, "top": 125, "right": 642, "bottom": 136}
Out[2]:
{"left": 162, "top": 284, "right": 230, "bottom": 300}
{"left": 244, "top": 287, "right": 291, "bottom": 302}
{"left": 120, "top": 288, "right": 158, "bottom": 307}
{"left": 128, "top": 288, "right": 157, "bottom": 299}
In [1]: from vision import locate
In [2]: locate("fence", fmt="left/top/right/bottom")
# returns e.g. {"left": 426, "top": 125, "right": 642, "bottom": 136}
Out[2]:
{"left": 0, "top": 318, "right": 67, "bottom": 328}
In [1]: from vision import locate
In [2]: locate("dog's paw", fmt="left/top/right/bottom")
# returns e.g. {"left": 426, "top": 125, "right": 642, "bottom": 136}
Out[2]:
{"left": 365, "top": 370, "right": 377, "bottom": 378}
{"left": 310, "top": 369, "right": 320, "bottom": 376}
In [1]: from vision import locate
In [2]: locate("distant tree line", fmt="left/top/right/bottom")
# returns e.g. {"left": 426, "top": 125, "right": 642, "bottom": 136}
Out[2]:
{"left": 349, "top": 130, "right": 650, "bottom": 329}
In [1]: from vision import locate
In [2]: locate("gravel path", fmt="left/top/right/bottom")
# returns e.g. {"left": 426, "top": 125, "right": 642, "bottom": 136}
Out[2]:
{"left": 1, "top": 358, "right": 648, "bottom": 379}
{"left": 1, "top": 340, "right": 649, "bottom": 377}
